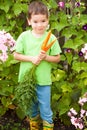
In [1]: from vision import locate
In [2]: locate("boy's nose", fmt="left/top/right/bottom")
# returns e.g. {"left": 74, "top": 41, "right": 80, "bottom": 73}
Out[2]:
{"left": 37, "top": 23, "right": 42, "bottom": 26}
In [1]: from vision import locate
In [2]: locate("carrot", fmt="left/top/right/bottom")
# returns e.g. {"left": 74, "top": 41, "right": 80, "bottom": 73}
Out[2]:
{"left": 41, "top": 30, "right": 51, "bottom": 50}
{"left": 41, "top": 30, "right": 57, "bottom": 52}
{"left": 42, "top": 39, "right": 56, "bottom": 52}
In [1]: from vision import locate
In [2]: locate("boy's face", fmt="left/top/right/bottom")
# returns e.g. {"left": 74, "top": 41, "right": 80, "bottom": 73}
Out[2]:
{"left": 28, "top": 14, "right": 49, "bottom": 34}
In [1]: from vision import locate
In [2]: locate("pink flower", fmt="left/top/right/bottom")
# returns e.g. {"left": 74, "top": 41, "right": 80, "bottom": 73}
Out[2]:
{"left": 0, "top": 30, "right": 16, "bottom": 62}
{"left": 67, "top": 111, "right": 72, "bottom": 117}
{"left": 68, "top": 93, "right": 87, "bottom": 130}
{"left": 71, "top": 117, "right": 83, "bottom": 129}
{"left": 78, "top": 97, "right": 87, "bottom": 106}
{"left": 80, "top": 109, "right": 86, "bottom": 118}
{"left": 81, "top": 44, "right": 87, "bottom": 59}
{"left": 0, "top": 53, "right": 8, "bottom": 62}
{"left": 70, "top": 108, "right": 77, "bottom": 116}
{"left": 58, "top": 2, "right": 65, "bottom": 8}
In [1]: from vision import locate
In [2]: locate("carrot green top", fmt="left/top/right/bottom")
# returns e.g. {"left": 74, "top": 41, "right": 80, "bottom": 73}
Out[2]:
{"left": 15, "top": 30, "right": 61, "bottom": 85}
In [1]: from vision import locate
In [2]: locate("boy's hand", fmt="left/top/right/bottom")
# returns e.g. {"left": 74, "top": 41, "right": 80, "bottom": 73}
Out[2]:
{"left": 39, "top": 50, "right": 47, "bottom": 60}
{"left": 31, "top": 56, "right": 41, "bottom": 65}
{"left": 31, "top": 50, "right": 47, "bottom": 65}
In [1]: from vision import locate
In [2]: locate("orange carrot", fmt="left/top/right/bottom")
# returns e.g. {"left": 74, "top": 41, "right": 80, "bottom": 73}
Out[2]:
{"left": 41, "top": 30, "right": 51, "bottom": 50}
{"left": 42, "top": 39, "right": 57, "bottom": 51}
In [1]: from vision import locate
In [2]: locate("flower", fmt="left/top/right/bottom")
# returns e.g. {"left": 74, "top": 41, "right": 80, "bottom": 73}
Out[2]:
{"left": 68, "top": 93, "right": 87, "bottom": 130}
{"left": 58, "top": 2, "right": 65, "bottom": 8}
{"left": 65, "top": 48, "right": 72, "bottom": 53}
{"left": 78, "top": 51, "right": 83, "bottom": 57}
{"left": 75, "top": 2, "right": 81, "bottom": 7}
{"left": 81, "top": 43, "right": 87, "bottom": 59}
{"left": 82, "top": 24, "right": 87, "bottom": 31}
{"left": 70, "top": 117, "right": 83, "bottom": 129}
{"left": 0, "top": 30, "right": 16, "bottom": 62}
{"left": 78, "top": 97, "right": 87, "bottom": 106}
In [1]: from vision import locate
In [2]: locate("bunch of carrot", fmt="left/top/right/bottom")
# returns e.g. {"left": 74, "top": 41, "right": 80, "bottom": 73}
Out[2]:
{"left": 41, "top": 30, "right": 56, "bottom": 51}
{"left": 14, "top": 30, "right": 56, "bottom": 114}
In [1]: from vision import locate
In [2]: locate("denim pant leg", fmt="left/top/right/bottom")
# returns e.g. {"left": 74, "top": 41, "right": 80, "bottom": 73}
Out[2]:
{"left": 36, "top": 85, "right": 53, "bottom": 124}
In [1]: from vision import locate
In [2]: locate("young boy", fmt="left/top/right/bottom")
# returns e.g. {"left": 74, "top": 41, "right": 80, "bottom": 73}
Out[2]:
{"left": 14, "top": 1, "right": 61, "bottom": 130}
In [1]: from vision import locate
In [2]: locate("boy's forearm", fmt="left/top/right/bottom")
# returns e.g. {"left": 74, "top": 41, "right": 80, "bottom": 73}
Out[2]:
{"left": 14, "top": 52, "right": 61, "bottom": 63}
{"left": 45, "top": 54, "right": 61, "bottom": 63}
{"left": 13, "top": 52, "right": 33, "bottom": 62}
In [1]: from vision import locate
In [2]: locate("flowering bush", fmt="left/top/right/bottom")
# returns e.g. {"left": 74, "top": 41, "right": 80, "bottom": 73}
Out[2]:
{"left": 0, "top": 30, "right": 19, "bottom": 116}
{"left": 51, "top": 0, "right": 87, "bottom": 126}
{"left": 68, "top": 93, "right": 87, "bottom": 130}
{"left": 0, "top": 30, "right": 16, "bottom": 62}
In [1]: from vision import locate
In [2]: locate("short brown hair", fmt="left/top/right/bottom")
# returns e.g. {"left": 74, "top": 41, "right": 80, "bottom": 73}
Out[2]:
{"left": 28, "top": 1, "right": 49, "bottom": 19}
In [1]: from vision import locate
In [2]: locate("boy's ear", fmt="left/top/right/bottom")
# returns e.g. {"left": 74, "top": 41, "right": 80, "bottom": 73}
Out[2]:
{"left": 27, "top": 18, "right": 31, "bottom": 26}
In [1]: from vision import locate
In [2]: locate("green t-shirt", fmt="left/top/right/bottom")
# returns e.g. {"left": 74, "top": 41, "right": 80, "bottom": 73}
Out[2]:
{"left": 15, "top": 30, "right": 61, "bottom": 85}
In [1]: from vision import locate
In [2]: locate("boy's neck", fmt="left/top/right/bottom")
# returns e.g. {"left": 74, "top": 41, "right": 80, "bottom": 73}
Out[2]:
{"left": 32, "top": 30, "right": 45, "bottom": 38}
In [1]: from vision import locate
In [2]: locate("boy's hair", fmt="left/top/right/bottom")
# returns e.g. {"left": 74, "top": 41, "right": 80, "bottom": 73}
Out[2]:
{"left": 28, "top": 1, "right": 49, "bottom": 19}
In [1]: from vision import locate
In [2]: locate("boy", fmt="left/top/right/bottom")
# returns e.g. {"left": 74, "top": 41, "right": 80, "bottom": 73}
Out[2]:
{"left": 14, "top": 1, "right": 61, "bottom": 130}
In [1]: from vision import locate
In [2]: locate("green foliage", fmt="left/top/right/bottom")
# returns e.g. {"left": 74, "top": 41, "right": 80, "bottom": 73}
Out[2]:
{"left": 0, "top": 0, "right": 29, "bottom": 39}
{"left": 0, "top": 54, "right": 19, "bottom": 116}
{"left": 14, "top": 65, "right": 37, "bottom": 115}
{"left": 51, "top": 1, "right": 87, "bottom": 125}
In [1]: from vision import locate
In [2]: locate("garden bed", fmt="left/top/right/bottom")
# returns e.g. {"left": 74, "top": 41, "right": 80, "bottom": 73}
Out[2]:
{"left": 0, "top": 110, "right": 76, "bottom": 130}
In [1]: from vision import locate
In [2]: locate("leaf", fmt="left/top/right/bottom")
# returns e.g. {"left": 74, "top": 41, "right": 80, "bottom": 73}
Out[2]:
{"left": 63, "top": 39, "right": 73, "bottom": 49}
{"left": 72, "top": 61, "right": 87, "bottom": 73}
{"left": 0, "top": 81, "right": 14, "bottom": 96}
{"left": 65, "top": 52, "right": 73, "bottom": 65}
{"left": 62, "top": 27, "right": 77, "bottom": 39}
{"left": 61, "top": 84, "right": 72, "bottom": 93}
{"left": 13, "top": 3, "right": 27, "bottom": 16}
{"left": 0, "top": 0, "right": 12, "bottom": 13}
{"left": 1, "top": 97, "right": 12, "bottom": 108}
{"left": 80, "top": 14, "right": 87, "bottom": 24}
{"left": 51, "top": 69, "right": 66, "bottom": 82}
{"left": 79, "top": 72, "right": 87, "bottom": 79}
{"left": 83, "top": 102, "right": 87, "bottom": 110}
{"left": 58, "top": 93, "right": 71, "bottom": 115}
{"left": 63, "top": 37, "right": 84, "bottom": 50}
{"left": 0, "top": 106, "right": 7, "bottom": 116}
{"left": 16, "top": 107, "right": 25, "bottom": 120}
{"left": 8, "top": 104, "right": 16, "bottom": 109}
{"left": 73, "top": 37, "right": 84, "bottom": 48}
{"left": 52, "top": 94, "right": 61, "bottom": 101}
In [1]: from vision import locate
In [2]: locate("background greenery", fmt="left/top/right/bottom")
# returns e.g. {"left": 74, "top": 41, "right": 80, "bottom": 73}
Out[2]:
{"left": 0, "top": 0, "right": 87, "bottom": 127}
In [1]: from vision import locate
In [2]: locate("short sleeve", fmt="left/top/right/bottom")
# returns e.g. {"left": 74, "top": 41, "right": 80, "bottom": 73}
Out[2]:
{"left": 15, "top": 33, "right": 24, "bottom": 54}
{"left": 50, "top": 34, "right": 62, "bottom": 55}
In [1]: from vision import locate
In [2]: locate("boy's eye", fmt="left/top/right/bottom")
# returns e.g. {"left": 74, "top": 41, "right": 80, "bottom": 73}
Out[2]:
{"left": 34, "top": 21, "right": 38, "bottom": 23}
{"left": 33, "top": 20, "right": 46, "bottom": 23}
{"left": 42, "top": 20, "right": 45, "bottom": 22}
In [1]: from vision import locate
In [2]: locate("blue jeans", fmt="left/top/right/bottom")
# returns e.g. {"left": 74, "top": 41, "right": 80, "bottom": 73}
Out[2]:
{"left": 27, "top": 85, "right": 53, "bottom": 124}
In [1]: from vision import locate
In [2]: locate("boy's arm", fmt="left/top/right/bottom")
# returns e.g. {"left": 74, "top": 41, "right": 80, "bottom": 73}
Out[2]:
{"left": 13, "top": 52, "right": 42, "bottom": 65}
{"left": 39, "top": 50, "right": 61, "bottom": 63}
{"left": 45, "top": 54, "right": 61, "bottom": 63}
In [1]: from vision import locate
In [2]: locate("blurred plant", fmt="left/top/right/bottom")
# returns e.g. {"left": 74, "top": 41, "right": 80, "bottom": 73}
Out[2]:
{"left": 51, "top": 0, "right": 87, "bottom": 126}
{"left": 0, "top": 30, "right": 15, "bottom": 62}
{"left": 0, "top": 30, "right": 19, "bottom": 116}
{"left": 68, "top": 93, "right": 87, "bottom": 130}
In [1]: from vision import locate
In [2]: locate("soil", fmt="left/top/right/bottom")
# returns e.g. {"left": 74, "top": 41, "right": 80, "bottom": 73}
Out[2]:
{"left": 0, "top": 109, "right": 76, "bottom": 130}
